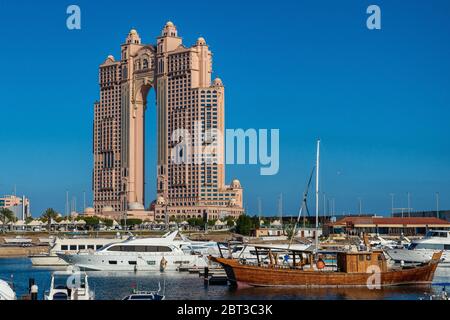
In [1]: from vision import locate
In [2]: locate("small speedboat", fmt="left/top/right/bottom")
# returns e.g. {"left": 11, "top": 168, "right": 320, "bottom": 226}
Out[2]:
{"left": 419, "top": 287, "right": 449, "bottom": 300}
{"left": 44, "top": 268, "right": 94, "bottom": 300}
{"left": 122, "top": 282, "right": 165, "bottom": 300}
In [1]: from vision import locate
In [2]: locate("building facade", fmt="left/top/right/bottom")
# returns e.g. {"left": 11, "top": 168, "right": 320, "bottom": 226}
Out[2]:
{"left": 325, "top": 216, "right": 450, "bottom": 236}
{"left": 93, "top": 22, "right": 244, "bottom": 220}
{"left": 0, "top": 195, "right": 30, "bottom": 220}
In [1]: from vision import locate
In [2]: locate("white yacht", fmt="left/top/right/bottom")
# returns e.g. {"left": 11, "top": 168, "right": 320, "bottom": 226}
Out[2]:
{"left": 176, "top": 233, "right": 223, "bottom": 255}
{"left": 29, "top": 235, "right": 126, "bottom": 266}
{"left": 44, "top": 269, "right": 94, "bottom": 300}
{"left": 0, "top": 279, "right": 16, "bottom": 300}
{"left": 386, "top": 230, "right": 450, "bottom": 268}
{"left": 57, "top": 231, "right": 209, "bottom": 271}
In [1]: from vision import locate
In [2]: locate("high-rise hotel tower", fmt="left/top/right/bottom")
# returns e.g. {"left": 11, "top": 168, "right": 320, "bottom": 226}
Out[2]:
{"left": 93, "top": 22, "right": 243, "bottom": 220}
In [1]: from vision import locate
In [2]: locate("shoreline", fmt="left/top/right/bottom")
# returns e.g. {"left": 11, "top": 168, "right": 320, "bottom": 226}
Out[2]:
{"left": 0, "top": 246, "right": 47, "bottom": 258}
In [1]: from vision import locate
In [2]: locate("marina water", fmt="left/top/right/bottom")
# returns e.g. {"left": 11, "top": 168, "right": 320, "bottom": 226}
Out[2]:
{"left": 1, "top": 258, "right": 449, "bottom": 300}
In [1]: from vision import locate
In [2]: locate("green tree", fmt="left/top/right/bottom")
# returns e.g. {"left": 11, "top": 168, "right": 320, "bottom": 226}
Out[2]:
{"left": 102, "top": 218, "right": 113, "bottom": 228}
{"left": 120, "top": 218, "right": 142, "bottom": 226}
{"left": 207, "top": 219, "right": 217, "bottom": 227}
{"left": 284, "top": 223, "right": 295, "bottom": 240}
{"left": 235, "top": 214, "right": 257, "bottom": 236}
{"left": 225, "top": 216, "right": 235, "bottom": 228}
{"left": 0, "top": 208, "right": 15, "bottom": 232}
{"left": 25, "top": 216, "right": 34, "bottom": 224}
{"left": 84, "top": 216, "right": 100, "bottom": 229}
{"left": 41, "top": 208, "right": 59, "bottom": 232}
{"left": 187, "top": 217, "right": 204, "bottom": 228}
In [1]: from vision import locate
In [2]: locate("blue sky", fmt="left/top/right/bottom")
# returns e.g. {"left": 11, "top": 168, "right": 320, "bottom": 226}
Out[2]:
{"left": 0, "top": 0, "right": 449, "bottom": 217}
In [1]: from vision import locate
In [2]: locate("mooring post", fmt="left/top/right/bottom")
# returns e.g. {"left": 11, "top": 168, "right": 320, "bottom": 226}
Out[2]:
{"left": 204, "top": 266, "right": 209, "bottom": 287}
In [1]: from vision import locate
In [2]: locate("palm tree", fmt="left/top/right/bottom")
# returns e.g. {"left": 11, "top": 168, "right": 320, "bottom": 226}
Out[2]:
{"left": 0, "top": 208, "right": 15, "bottom": 232}
{"left": 41, "top": 208, "right": 59, "bottom": 233}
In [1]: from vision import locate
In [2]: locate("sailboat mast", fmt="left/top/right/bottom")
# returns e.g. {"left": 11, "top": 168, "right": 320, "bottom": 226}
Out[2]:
{"left": 315, "top": 139, "right": 320, "bottom": 251}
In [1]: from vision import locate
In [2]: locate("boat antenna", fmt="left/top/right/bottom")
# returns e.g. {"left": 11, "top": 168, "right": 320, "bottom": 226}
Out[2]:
{"left": 315, "top": 139, "right": 320, "bottom": 254}
{"left": 288, "top": 165, "right": 315, "bottom": 249}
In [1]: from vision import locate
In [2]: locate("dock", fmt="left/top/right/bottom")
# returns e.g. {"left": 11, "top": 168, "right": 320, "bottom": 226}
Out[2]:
{"left": 202, "top": 266, "right": 228, "bottom": 286}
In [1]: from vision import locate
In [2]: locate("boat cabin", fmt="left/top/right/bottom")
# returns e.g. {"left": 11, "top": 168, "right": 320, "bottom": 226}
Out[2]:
{"left": 248, "top": 245, "right": 388, "bottom": 273}
{"left": 336, "top": 250, "right": 387, "bottom": 273}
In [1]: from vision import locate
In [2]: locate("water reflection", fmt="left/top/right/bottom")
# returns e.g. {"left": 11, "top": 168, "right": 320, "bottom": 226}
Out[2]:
{"left": 226, "top": 285, "right": 435, "bottom": 300}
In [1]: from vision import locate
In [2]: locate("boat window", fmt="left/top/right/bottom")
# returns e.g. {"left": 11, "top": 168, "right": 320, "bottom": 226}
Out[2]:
{"left": 427, "top": 231, "right": 448, "bottom": 238}
{"left": 96, "top": 245, "right": 103, "bottom": 250}
{"left": 53, "top": 292, "right": 69, "bottom": 300}
{"left": 416, "top": 243, "right": 444, "bottom": 250}
{"left": 61, "top": 245, "right": 68, "bottom": 251}
{"left": 108, "top": 260, "right": 117, "bottom": 264}
{"left": 147, "top": 261, "right": 156, "bottom": 265}
{"left": 130, "top": 295, "right": 152, "bottom": 300}
{"left": 444, "top": 245, "right": 450, "bottom": 250}
{"left": 87, "top": 245, "right": 95, "bottom": 249}
{"left": 107, "top": 245, "right": 172, "bottom": 252}
{"left": 69, "top": 245, "right": 77, "bottom": 251}
{"left": 128, "top": 261, "right": 137, "bottom": 265}
{"left": 366, "top": 255, "right": 371, "bottom": 261}
{"left": 78, "top": 245, "right": 86, "bottom": 250}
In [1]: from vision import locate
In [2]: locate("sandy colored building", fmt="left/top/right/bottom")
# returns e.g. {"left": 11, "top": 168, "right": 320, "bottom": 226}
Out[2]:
{"left": 93, "top": 22, "right": 244, "bottom": 220}
{"left": 0, "top": 195, "right": 30, "bottom": 220}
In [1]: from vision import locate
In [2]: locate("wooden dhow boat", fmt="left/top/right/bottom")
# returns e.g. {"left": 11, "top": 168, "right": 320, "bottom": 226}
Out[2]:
{"left": 210, "top": 245, "right": 443, "bottom": 288}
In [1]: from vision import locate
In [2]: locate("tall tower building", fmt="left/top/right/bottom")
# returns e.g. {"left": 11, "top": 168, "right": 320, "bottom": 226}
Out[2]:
{"left": 93, "top": 22, "right": 243, "bottom": 220}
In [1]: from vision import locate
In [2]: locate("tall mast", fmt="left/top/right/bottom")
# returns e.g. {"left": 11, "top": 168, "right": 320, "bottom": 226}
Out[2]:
{"left": 65, "top": 191, "right": 69, "bottom": 216}
{"left": 315, "top": 139, "right": 320, "bottom": 252}
{"left": 83, "top": 191, "right": 86, "bottom": 212}
{"left": 436, "top": 192, "right": 440, "bottom": 219}
{"left": 278, "top": 193, "right": 283, "bottom": 221}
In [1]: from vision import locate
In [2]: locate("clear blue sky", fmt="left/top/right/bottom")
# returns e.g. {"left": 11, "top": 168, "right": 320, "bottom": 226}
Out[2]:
{"left": 1, "top": 0, "right": 449, "bottom": 217}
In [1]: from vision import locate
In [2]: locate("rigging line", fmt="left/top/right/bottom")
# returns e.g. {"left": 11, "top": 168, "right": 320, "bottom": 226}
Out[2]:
{"left": 288, "top": 166, "right": 315, "bottom": 249}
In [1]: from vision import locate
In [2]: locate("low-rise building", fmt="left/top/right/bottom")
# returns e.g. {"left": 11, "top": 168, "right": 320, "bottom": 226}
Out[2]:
{"left": 325, "top": 216, "right": 450, "bottom": 236}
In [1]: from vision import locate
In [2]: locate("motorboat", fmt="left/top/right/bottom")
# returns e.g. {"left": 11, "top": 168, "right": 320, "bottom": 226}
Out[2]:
{"left": 370, "top": 235, "right": 410, "bottom": 249}
{"left": 122, "top": 282, "right": 165, "bottom": 300}
{"left": 57, "top": 231, "right": 209, "bottom": 271}
{"left": 30, "top": 235, "right": 125, "bottom": 266}
{"left": 176, "top": 233, "right": 223, "bottom": 255}
{"left": 0, "top": 279, "right": 16, "bottom": 300}
{"left": 386, "top": 230, "right": 450, "bottom": 268}
{"left": 44, "top": 268, "right": 94, "bottom": 300}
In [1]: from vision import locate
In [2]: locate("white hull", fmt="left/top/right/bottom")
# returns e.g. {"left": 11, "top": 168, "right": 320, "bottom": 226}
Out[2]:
{"left": 0, "top": 280, "right": 16, "bottom": 300}
{"left": 60, "top": 252, "right": 208, "bottom": 271}
{"left": 387, "top": 248, "right": 450, "bottom": 267}
{"left": 30, "top": 255, "right": 69, "bottom": 266}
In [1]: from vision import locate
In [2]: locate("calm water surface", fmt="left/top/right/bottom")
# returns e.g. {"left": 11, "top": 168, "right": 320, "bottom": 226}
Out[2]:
{"left": 1, "top": 258, "right": 449, "bottom": 300}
